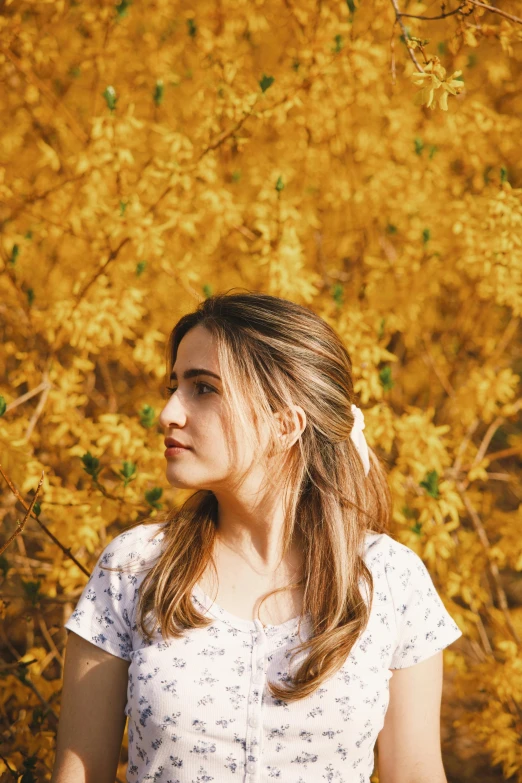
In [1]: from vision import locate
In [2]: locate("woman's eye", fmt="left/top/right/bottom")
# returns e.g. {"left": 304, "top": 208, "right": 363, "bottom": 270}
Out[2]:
{"left": 165, "top": 382, "right": 214, "bottom": 397}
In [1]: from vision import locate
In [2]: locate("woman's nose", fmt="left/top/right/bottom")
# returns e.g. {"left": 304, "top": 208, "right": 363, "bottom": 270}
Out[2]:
{"left": 159, "top": 396, "right": 187, "bottom": 428}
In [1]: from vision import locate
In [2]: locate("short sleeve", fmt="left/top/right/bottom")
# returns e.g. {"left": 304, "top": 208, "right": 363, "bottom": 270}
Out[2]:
{"left": 387, "top": 543, "right": 462, "bottom": 669}
{"left": 64, "top": 529, "right": 149, "bottom": 661}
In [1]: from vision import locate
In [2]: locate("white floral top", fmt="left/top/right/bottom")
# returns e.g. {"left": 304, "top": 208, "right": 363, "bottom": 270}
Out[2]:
{"left": 64, "top": 522, "right": 462, "bottom": 783}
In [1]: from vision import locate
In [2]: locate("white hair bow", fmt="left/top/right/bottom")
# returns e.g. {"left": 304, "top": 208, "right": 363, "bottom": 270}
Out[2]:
{"left": 350, "top": 404, "right": 370, "bottom": 476}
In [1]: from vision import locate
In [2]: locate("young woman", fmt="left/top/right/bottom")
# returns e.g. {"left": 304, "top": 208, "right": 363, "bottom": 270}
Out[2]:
{"left": 53, "top": 291, "right": 462, "bottom": 783}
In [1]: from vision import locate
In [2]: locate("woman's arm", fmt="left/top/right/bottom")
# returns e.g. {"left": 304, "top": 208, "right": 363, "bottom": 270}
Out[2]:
{"left": 377, "top": 651, "right": 448, "bottom": 783}
{"left": 51, "top": 630, "right": 130, "bottom": 783}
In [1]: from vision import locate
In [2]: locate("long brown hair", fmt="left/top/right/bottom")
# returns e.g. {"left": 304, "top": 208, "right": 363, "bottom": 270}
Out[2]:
{"left": 110, "top": 290, "right": 392, "bottom": 701}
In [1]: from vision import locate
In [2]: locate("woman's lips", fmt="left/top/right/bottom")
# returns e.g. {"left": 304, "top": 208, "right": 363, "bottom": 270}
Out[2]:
{"left": 165, "top": 445, "right": 190, "bottom": 457}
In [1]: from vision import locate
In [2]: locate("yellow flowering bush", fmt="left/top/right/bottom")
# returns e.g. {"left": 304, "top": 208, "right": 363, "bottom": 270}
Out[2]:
{"left": 1, "top": 0, "right": 522, "bottom": 780}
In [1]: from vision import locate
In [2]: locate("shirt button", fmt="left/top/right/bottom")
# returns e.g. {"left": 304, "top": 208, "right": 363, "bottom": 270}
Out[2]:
{"left": 246, "top": 761, "right": 256, "bottom": 773}
{"left": 248, "top": 715, "right": 258, "bottom": 728}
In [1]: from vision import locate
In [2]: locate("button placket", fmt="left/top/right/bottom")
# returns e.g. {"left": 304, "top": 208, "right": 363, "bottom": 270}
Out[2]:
{"left": 244, "top": 619, "right": 266, "bottom": 781}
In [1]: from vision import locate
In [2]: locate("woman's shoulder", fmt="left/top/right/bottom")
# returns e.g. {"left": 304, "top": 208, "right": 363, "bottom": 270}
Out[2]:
{"left": 100, "top": 521, "right": 166, "bottom": 567}
{"left": 364, "top": 529, "right": 415, "bottom": 556}
{"left": 362, "top": 530, "right": 428, "bottom": 577}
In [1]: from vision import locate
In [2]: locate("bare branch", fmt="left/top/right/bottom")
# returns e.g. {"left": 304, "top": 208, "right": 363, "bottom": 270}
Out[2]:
{"left": 467, "top": 0, "right": 522, "bottom": 24}
{"left": 389, "top": 0, "right": 425, "bottom": 72}
{"left": 400, "top": 3, "right": 468, "bottom": 20}
{"left": 0, "top": 464, "right": 90, "bottom": 577}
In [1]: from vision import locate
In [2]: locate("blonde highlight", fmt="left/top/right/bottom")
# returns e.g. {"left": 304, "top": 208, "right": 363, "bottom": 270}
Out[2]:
{"left": 104, "top": 289, "right": 392, "bottom": 703}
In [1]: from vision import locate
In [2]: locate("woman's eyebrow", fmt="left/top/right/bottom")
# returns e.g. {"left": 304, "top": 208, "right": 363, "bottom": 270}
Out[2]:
{"left": 169, "top": 368, "right": 221, "bottom": 381}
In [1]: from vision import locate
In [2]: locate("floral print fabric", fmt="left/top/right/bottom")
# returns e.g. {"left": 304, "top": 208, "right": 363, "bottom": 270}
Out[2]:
{"left": 64, "top": 523, "right": 462, "bottom": 783}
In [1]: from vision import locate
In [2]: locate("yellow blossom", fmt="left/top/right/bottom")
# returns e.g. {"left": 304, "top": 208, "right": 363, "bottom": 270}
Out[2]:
{"left": 411, "top": 57, "right": 464, "bottom": 111}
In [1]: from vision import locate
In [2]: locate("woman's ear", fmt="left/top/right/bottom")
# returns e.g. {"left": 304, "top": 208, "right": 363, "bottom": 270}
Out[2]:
{"left": 275, "top": 405, "right": 307, "bottom": 449}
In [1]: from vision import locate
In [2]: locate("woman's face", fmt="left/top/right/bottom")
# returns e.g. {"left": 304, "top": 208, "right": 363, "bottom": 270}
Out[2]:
{"left": 158, "top": 324, "right": 263, "bottom": 491}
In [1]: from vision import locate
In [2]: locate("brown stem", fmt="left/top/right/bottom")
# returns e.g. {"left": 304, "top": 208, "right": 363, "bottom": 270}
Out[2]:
{"left": 0, "top": 46, "right": 88, "bottom": 144}
{"left": 4, "top": 381, "right": 52, "bottom": 414}
{"left": 389, "top": 0, "right": 425, "bottom": 72}
{"left": 421, "top": 333, "right": 455, "bottom": 397}
{"left": 467, "top": 0, "right": 522, "bottom": 24}
{"left": 24, "top": 371, "right": 51, "bottom": 442}
{"left": 457, "top": 484, "right": 520, "bottom": 644}
{"left": 0, "top": 464, "right": 90, "bottom": 577}
{"left": 50, "top": 236, "right": 131, "bottom": 354}
{"left": 399, "top": 4, "right": 468, "bottom": 20}
{"left": 0, "top": 471, "right": 44, "bottom": 556}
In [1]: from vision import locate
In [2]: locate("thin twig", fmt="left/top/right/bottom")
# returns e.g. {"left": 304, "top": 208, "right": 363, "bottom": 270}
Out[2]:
{"left": 456, "top": 484, "right": 520, "bottom": 644}
{"left": 389, "top": 0, "right": 425, "bottom": 72}
{"left": 467, "top": 0, "right": 522, "bottom": 24}
{"left": 399, "top": 4, "right": 468, "bottom": 20}
{"left": 421, "top": 334, "right": 455, "bottom": 397}
{"left": 0, "top": 45, "right": 88, "bottom": 144}
{"left": 452, "top": 418, "right": 480, "bottom": 477}
{"left": 24, "top": 372, "right": 51, "bottom": 442}
{"left": 5, "top": 380, "right": 52, "bottom": 414}
{"left": 0, "top": 464, "right": 90, "bottom": 577}
{"left": 458, "top": 397, "right": 522, "bottom": 489}
{"left": 0, "top": 471, "right": 44, "bottom": 556}
{"left": 50, "top": 236, "right": 131, "bottom": 354}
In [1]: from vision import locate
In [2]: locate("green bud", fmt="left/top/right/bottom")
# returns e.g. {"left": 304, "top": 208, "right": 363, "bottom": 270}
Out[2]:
{"left": 259, "top": 74, "right": 274, "bottom": 92}
{"left": 139, "top": 404, "right": 155, "bottom": 429}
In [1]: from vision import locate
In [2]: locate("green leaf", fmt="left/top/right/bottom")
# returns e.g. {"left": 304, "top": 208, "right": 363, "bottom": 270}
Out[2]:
{"left": 22, "top": 580, "right": 42, "bottom": 607}
{"left": 153, "top": 80, "right": 164, "bottom": 107}
{"left": 20, "top": 756, "right": 38, "bottom": 783}
{"left": 16, "top": 661, "right": 31, "bottom": 684}
{"left": 81, "top": 452, "right": 102, "bottom": 480}
{"left": 26, "top": 288, "right": 35, "bottom": 306}
{"left": 139, "top": 404, "right": 155, "bottom": 429}
{"left": 145, "top": 487, "right": 163, "bottom": 510}
{"left": 437, "top": 42, "right": 447, "bottom": 55}
{"left": 467, "top": 53, "right": 477, "bottom": 68}
{"left": 231, "top": 170, "right": 241, "bottom": 183}
{"left": 202, "top": 283, "right": 213, "bottom": 298}
{"left": 332, "top": 34, "right": 343, "bottom": 53}
{"left": 0, "top": 396, "right": 6, "bottom": 417}
{"left": 136, "top": 261, "right": 147, "bottom": 277}
{"left": 422, "top": 227, "right": 431, "bottom": 244}
{"left": 24, "top": 230, "right": 33, "bottom": 239}
{"left": 119, "top": 200, "right": 127, "bottom": 216}
{"left": 420, "top": 469, "right": 440, "bottom": 498}
{"left": 0, "top": 555, "right": 10, "bottom": 577}
{"left": 187, "top": 18, "right": 197, "bottom": 37}
{"left": 414, "top": 137, "right": 424, "bottom": 155}
{"left": 102, "top": 85, "right": 117, "bottom": 112}
{"left": 401, "top": 505, "right": 416, "bottom": 519}
{"left": 428, "top": 144, "right": 438, "bottom": 159}
{"left": 275, "top": 176, "right": 284, "bottom": 192}
{"left": 483, "top": 165, "right": 493, "bottom": 185}
{"left": 346, "top": 0, "right": 356, "bottom": 13}
{"left": 500, "top": 165, "right": 509, "bottom": 184}
{"left": 410, "top": 522, "right": 423, "bottom": 536}
{"left": 259, "top": 74, "right": 274, "bottom": 92}
{"left": 115, "top": 0, "right": 132, "bottom": 18}
{"left": 32, "top": 501, "right": 41, "bottom": 516}
{"left": 331, "top": 283, "right": 344, "bottom": 307}
{"left": 119, "top": 460, "right": 137, "bottom": 487}
{"left": 9, "top": 243, "right": 19, "bottom": 265}
{"left": 291, "top": 60, "right": 300, "bottom": 72}
{"left": 379, "top": 365, "right": 394, "bottom": 391}
{"left": 377, "top": 317, "right": 386, "bottom": 340}
{"left": 386, "top": 223, "right": 397, "bottom": 235}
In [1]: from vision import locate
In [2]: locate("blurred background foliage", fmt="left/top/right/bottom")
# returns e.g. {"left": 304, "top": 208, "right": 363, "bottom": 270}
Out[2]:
{"left": 1, "top": 0, "right": 522, "bottom": 780}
